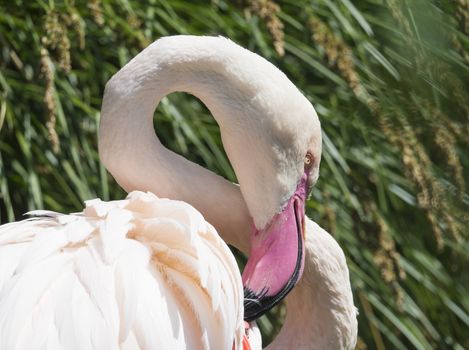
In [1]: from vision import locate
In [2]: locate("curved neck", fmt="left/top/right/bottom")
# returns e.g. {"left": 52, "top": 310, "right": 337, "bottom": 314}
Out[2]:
{"left": 267, "top": 219, "right": 357, "bottom": 350}
{"left": 99, "top": 36, "right": 309, "bottom": 245}
{"left": 99, "top": 36, "right": 260, "bottom": 251}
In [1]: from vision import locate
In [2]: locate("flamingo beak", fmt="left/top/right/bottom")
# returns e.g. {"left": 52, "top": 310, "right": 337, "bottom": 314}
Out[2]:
{"left": 242, "top": 171, "right": 308, "bottom": 321}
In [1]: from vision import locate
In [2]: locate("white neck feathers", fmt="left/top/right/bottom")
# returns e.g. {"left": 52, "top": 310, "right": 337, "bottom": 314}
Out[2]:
{"left": 267, "top": 219, "right": 358, "bottom": 350}
{"left": 99, "top": 36, "right": 319, "bottom": 234}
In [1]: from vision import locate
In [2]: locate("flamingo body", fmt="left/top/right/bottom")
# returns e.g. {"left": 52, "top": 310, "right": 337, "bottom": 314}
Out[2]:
{"left": 0, "top": 191, "right": 245, "bottom": 349}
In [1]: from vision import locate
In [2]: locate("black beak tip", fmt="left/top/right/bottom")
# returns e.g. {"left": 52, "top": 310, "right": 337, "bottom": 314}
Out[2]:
{"left": 243, "top": 287, "right": 283, "bottom": 322}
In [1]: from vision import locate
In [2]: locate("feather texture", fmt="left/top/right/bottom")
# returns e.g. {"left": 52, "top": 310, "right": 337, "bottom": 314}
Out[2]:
{"left": 0, "top": 191, "right": 244, "bottom": 350}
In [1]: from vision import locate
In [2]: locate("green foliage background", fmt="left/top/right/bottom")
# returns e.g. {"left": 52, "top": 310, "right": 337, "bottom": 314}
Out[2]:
{"left": 0, "top": 0, "right": 468, "bottom": 349}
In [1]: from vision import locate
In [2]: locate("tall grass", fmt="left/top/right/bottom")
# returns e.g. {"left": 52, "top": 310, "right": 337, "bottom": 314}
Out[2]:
{"left": 0, "top": 0, "right": 467, "bottom": 348}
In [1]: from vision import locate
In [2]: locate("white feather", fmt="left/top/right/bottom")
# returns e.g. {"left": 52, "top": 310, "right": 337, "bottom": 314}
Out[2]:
{"left": 0, "top": 191, "right": 244, "bottom": 349}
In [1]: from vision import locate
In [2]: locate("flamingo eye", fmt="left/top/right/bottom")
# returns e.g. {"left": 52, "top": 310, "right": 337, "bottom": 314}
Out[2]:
{"left": 304, "top": 152, "right": 314, "bottom": 170}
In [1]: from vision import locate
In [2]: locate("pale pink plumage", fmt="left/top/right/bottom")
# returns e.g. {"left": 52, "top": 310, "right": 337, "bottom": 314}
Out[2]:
{"left": 0, "top": 192, "right": 245, "bottom": 349}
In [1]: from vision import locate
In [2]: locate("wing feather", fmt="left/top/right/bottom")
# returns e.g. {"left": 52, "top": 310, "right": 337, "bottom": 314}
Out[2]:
{"left": 0, "top": 191, "right": 244, "bottom": 350}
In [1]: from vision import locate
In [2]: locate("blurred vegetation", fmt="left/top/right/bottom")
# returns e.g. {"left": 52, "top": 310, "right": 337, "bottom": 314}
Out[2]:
{"left": 0, "top": 0, "right": 468, "bottom": 349}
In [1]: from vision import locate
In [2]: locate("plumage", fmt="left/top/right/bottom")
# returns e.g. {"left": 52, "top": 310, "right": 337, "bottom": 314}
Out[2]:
{"left": 0, "top": 192, "right": 244, "bottom": 349}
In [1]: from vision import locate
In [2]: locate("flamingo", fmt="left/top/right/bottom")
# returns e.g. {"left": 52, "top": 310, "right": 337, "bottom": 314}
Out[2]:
{"left": 0, "top": 36, "right": 357, "bottom": 349}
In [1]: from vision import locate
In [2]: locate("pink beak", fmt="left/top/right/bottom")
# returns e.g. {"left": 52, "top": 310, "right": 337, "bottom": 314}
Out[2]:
{"left": 242, "top": 171, "right": 308, "bottom": 321}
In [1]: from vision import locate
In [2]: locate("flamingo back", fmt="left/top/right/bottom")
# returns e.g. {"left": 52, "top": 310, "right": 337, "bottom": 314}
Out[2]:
{"left": 0, "top": 191, "right": 244, "bottom": 350}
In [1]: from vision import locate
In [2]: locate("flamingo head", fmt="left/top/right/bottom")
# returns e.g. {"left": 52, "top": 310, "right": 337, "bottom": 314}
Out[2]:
{"left": 241, "top": 145, "right": 319, "bottom": 321}
{"left": 242, "top": 170, "right": 309, "bottom": 321}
